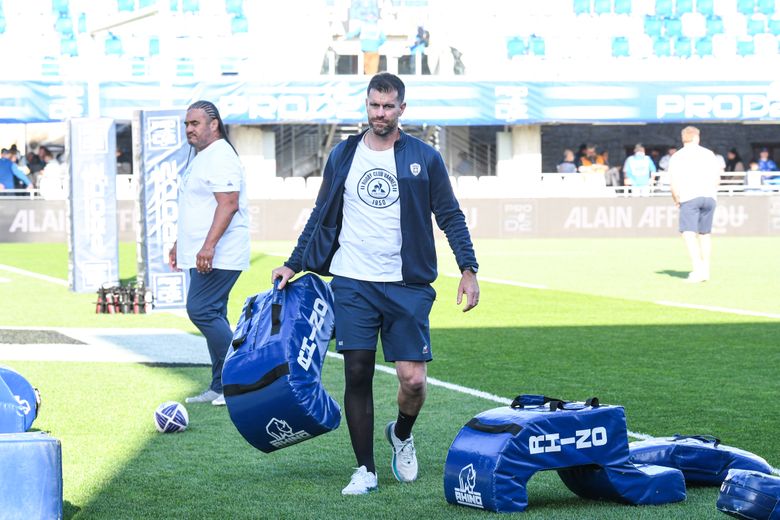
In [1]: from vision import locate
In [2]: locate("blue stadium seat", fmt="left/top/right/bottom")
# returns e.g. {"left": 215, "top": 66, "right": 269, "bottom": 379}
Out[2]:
{"left": 530, "top": 35, "right": 546, "bottom": 56}
{"left": 55, "top": 14, "right": 73, "bottom": 36}
{"left": 77, "top": 12, "right": 86, "bottom": 33}
{"left": 594, "top": 0, "right": 611, "bottom": 15}
{"left": 769, "top": 17, "right": 780, "bottom": 35}
{"left": 696, "top": 0, "right": 714, "bottom": 15}
{"left": 573, "top": 0, "right": 591, "bottom": 15}
{"left": 116, "top": 0, "right": 134, "bottom": 12}
{"left": 60, "top": 37, "right": 77, "bottom": 56}
{"left": 231, "top": 14, "right": 248, "bottom": 34}
{"left": 138, "top": 0, "right": 155, "bottom": 7}
{"left": 149, "top": 36, "right": 159, "bottom": 56}
{"left": 611, "top": 36, "right": 630, "bottom": 56}
{"left": 664, "top": 16, "right": 682, "bottom": 38}
{"left": 169, "top": 0, "right": 178, "bottom": 11}
{"left": 131, "top": 56, "right": 148, "bottom": 76}
{"left": 674, "top": 36, "right": 692, "bottom": 57}
{"left": 42, "top": 57, "right": 60, "bottom": 77}
{"left": 614, "top": 0, "right": 632, "bottom": 14}
{"left": 176, "top": 58, "right": 194, "bottom": 77}
{"left": 737, "top": 0, "right": 755, "bottom": 15}
{"left": 225, "top": 0, "right": 243, "bottom": 15}
{"left": 182, "top": 0, "right": 198, "bottom": 13}
{"left": 0, "top": 16, "right": 5, "bottom": 34}
{"left": 675, "top": 0, "right": 693, "bottom": 14}
{"left": 655, "top": 0, "right": 673, "bottom": 17}
{"left": 706, "top": 15, "right": 724, "bottom": 35}
{"left": 695, "top": 36, "right": 713, "bottom": 56}
{"left": 105, "top": 33, "right": 123, "bottom": 55}
{"left": 736, "top": 38, "right": 756, "bottom": 55}
{"left": 51, "top": 0, "right": 68, "bottom": 15}
{"left": 653, "top": 36, "right": 672, "bottom": 56}
{"left": 747, "top": 17, "right": 766, "bottom": 35}
{"left": 507, "top": 36, "right": 526, "bottom": 58}
{"left": 757, "top": 0, "right": 775, "bottom": 15}
{"left": 644, "top": 15, "right": 663, "bottom": 37}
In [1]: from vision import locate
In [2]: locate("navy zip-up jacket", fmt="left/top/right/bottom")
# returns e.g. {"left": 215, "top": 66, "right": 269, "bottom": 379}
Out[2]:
{"left": 285, "top": 129, "right": 478, "bottom": 284}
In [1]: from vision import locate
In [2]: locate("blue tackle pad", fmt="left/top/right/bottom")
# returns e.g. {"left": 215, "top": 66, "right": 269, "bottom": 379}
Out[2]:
{"left": 717, "top": 469, "right": 780, "bottom": 520}
{"left": 0, "top": 366, "right": 40, "bottom": 433}
{"left": 629, "top": 435, "right": 773, "bottom": 485}
{"left": 222, "top": 274, "right": 341, "bottom": 453}
{"left": 444, "top": 395, "right": 685, "bottom": 513}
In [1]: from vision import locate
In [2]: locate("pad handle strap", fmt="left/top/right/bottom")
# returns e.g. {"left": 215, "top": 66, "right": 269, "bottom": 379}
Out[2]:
{"left": 511, "top": 394, "right": 599, "bottom": 411}
{"left": 672, "top": 434, "right": 721, "bottom": 447}
{"left": 466, "top": 417, "right": 523, "bottom": 436}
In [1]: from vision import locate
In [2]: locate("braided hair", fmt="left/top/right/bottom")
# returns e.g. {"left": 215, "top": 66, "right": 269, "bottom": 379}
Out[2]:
{"left": 187, "top": 100, "right": 237, "bottom": 155}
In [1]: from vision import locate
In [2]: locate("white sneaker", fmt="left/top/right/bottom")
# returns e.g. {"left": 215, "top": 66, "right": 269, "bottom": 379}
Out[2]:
{"left": 185, "top": 389, "right": 220, "bottom": 404}
{"left": 385, "top": 421, "right": 418, "bottom": 482}
{"left": 685, "top": 271, "right": 708, "bottom": 283}
{"left": 341, "top": 466, "right": 378, "bottom": 495}
{"left": 211, "top": 394, "right": 226, "bottom": 406}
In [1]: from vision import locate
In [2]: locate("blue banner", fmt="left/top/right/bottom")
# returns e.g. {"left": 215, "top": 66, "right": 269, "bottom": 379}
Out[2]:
{"left": 0, "top": 81, "right": 87, "bottom": 123}
{"left": 3, "top": 80, "right": 780, "bottom": 124}
{"left": 66, "top": 118, "right": 119, "bottom": 293}
{"left": 134, "top": 109, "right": 190, "bottom": 311}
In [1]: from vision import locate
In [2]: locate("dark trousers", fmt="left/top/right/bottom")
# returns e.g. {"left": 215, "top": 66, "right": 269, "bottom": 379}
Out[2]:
{"left": 186, "top": 268, "right": 242, "bottom": 393}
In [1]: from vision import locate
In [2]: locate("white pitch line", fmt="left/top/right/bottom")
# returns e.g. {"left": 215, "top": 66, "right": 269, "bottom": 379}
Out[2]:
{"left": 327, "top": 351, "right": 780, "bottom": 473}
{"left": 655, "top": 300, "right": 780, "bottom": 320}
{"left": 326, "top": 351, "right": 653, "bottom": 441}
{"left": 0, "top": 264, "right": 68, "bottom": 286}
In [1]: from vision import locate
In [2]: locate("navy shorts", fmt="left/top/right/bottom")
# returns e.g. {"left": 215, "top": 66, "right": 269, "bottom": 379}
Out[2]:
{"left": 679, "top": 197, "right": 716, "bottom": 233}
{"left": 330, "top": 276, "right": 436, "bottom": 362}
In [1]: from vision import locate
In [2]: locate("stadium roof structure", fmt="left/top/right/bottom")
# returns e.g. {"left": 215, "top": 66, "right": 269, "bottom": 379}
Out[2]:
{"left": 3, "top": 78, "right": 780, "bottom": 125}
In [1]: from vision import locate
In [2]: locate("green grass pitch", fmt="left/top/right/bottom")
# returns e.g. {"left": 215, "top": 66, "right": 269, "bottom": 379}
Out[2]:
{"left": 0, "top": 237, "right": 777, "bottom": 519}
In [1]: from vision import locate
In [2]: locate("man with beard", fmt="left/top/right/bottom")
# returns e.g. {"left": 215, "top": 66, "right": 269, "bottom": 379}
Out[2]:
{"left": 271, "top": 73, "right": 479, "bottom": 495}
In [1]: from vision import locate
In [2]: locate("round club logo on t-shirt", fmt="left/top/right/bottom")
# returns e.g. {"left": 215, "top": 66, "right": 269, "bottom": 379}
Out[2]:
{"left": 358, "top": 168, "right": 399, "bottom": 208}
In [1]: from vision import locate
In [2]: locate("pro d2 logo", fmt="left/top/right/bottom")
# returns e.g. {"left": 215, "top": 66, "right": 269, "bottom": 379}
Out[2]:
{"left": 454, "top": 463, "right": 483, "bottom": 509}
{"left": 358, "top": 168, "right": 399, "bottom": 208}
{"left": 265, "top": 418, "right": 311, "bottom": 449}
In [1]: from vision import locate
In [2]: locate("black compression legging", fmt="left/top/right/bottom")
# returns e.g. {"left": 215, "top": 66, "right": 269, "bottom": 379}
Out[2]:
{"left": 343, "top": 350, "right": 377, "bottom": 474}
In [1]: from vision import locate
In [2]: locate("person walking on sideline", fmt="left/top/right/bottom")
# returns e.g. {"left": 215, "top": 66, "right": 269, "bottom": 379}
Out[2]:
{"left": 168, "top": 100, "right": 250, "bottom": 406}
{"left": 668, "top": 126, "right": 720, "bottom": 283}
{"left": 271, "top": 73, "right": 479, "bottom": 495}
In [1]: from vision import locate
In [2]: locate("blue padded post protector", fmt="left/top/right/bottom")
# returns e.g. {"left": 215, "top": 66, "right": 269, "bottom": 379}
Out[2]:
{"left": 717, "top": 469, "right": 780, "bottom": 520}
{"left": 0, "top": 432, "right": 63, "bottom": 520}
{"left": 629, "top": 435, "right": 773, "bottom": 485}
{"left": 0, "top": 366, "right": 40, "bottom": 433}
{"left": 222, "top": 273, "right": 341, "bottom": 453}
{"left": 444, "top": 397, "right": 685, "bottom": 513}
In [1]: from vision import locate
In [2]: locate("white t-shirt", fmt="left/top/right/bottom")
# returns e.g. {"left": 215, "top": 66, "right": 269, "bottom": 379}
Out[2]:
{"left": 329, "top": 137, "right": 402, "bottom": 281}
{"left": 176, "top": 139, "right": 250, "bottom": 271}
{"left": 668, "top": 143, "right": 720, "bottom": 203}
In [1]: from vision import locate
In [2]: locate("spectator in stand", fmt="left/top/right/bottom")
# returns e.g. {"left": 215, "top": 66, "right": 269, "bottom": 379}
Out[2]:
{"left": 0, "top": 148, "right": 31, "bottom": 194}
{"left": 573, "top": 143, "right": 587, "bottom": 165}
{"left": 725, "top": 148, "right": 745, "bottom": 173}
{"left": 723, "top": 148, "right": 746, "bottom": 185}
{"left": 577, "top": 144, "right": 608, "bottom": 174}
{"left": 556, "top": 149, "right": 577, "bottom": 173}
{"left": 345, "top": 17, "right": 386, "bottom": 75}
{"left": 454, "top": 151, "right": 474, "bottom": 176}
{"left": 623, "top": 143, "right": 656, "bottom": 195}
{"left": 409, "top": 26, "right": 430, "bottom": 75}
{"left": 658, "top": 145, "right": 677, "bottom": 171}
{"left": 756, "top": 148, "right": 777, "bottom": 172}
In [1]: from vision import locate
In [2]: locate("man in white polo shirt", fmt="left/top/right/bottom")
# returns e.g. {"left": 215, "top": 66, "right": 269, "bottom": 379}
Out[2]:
{"left": 668, "top": 126, "right": 720, "bottom": 283}
{"left": 168, "top": 100, "right": 250, "bottom": 406}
